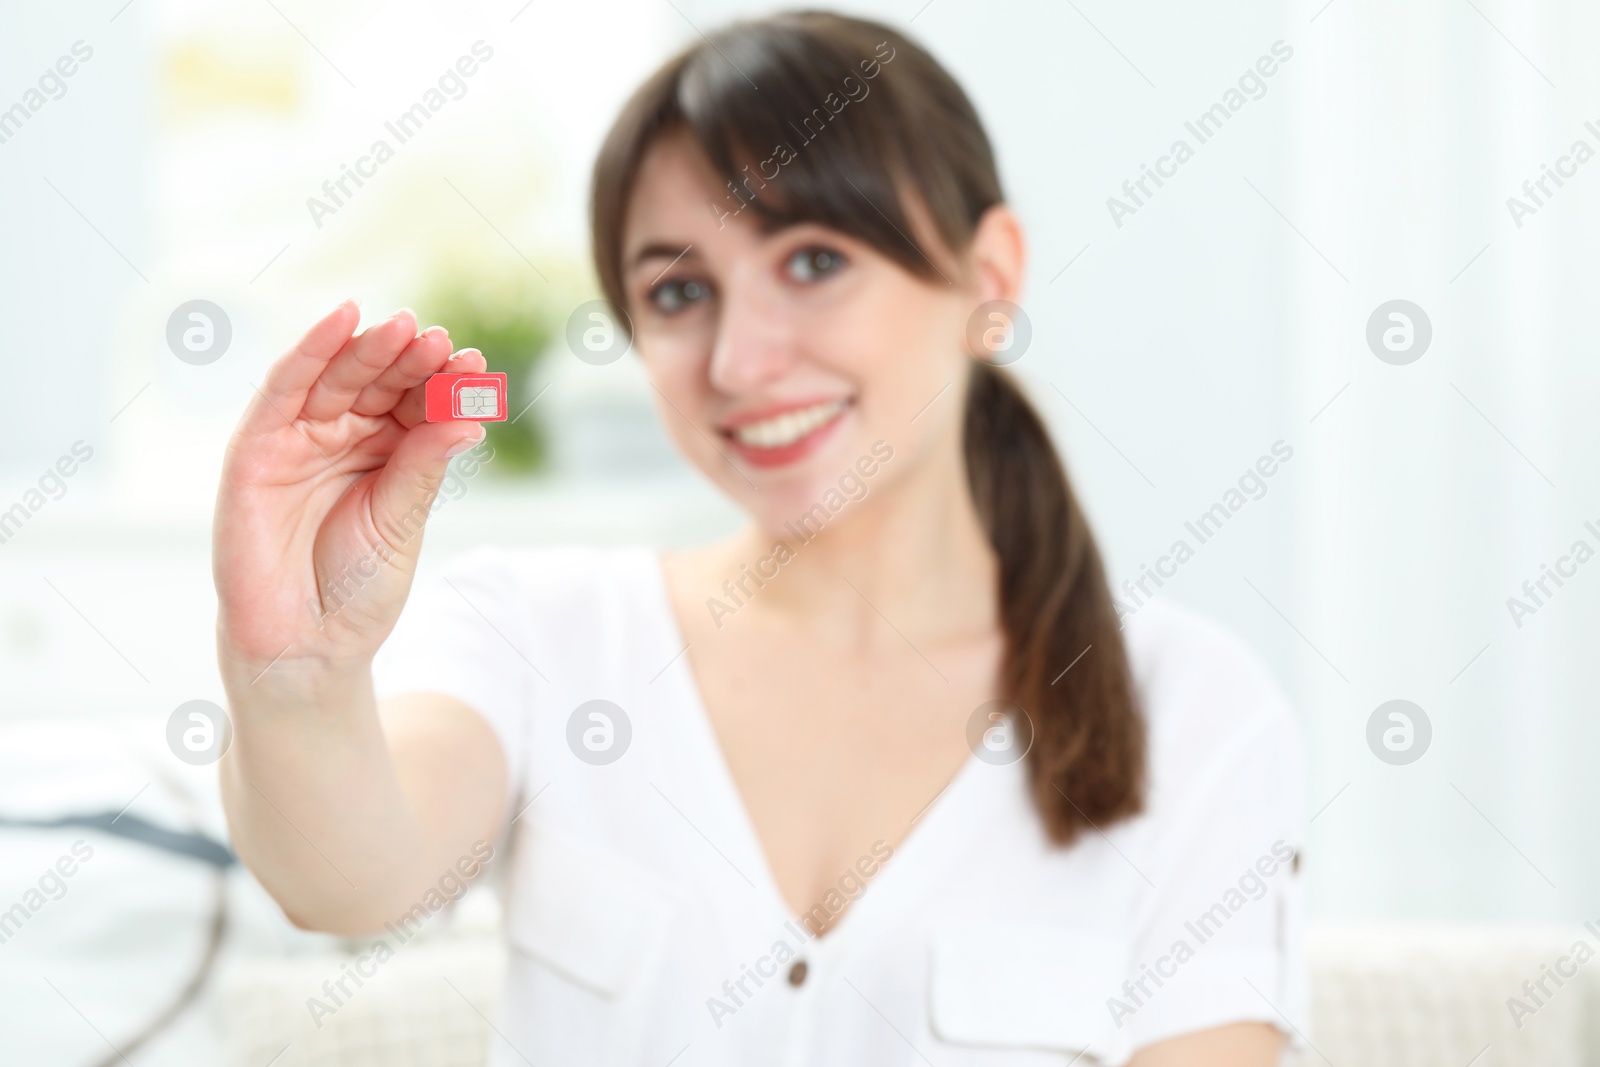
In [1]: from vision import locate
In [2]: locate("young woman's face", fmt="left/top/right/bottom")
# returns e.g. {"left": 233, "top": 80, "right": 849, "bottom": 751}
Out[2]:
{"left": 620, "top": 131, "right": 989, "bottom": 532}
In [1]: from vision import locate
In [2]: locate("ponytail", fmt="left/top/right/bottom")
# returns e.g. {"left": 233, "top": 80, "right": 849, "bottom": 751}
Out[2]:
{"left": 963, "top": 361, "right": 1146, "bottom": 846}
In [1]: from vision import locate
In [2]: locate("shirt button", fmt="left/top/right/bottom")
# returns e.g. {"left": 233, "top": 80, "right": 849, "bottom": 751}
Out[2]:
{"left": 787, "top": 959, "right": 808, "bottom": 986}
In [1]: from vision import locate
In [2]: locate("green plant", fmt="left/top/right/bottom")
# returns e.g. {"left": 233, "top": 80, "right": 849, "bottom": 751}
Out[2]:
{"left": 418, "top": 266, "right": 561, "bottom": 475}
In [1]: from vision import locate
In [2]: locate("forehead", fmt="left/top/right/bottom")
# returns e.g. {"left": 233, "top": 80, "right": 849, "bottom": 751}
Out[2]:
{"left": 622, "top": 132, "right": 749, "bottom": 256}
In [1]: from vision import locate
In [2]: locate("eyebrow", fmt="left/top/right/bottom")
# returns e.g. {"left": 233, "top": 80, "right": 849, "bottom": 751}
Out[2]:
{"left": 628, "top": 243, "right": 699, "bottom": 273}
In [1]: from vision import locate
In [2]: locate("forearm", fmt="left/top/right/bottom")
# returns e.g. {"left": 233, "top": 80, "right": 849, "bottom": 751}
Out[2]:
{"left": 1127, "top": 1022, "right": 1284, "bottom": 1066}
{"left": 218, "top": 653, "right": 447, "bottom": 935}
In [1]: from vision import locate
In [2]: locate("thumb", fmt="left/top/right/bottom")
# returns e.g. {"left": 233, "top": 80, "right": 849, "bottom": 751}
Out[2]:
{"left": 368, "top": 421, "right": 485, "bottom": 550}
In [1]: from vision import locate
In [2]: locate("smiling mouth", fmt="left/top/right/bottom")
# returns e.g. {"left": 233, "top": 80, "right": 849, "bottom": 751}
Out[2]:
{"left": 725, "top": 398, "right": 851, "bottom": 450}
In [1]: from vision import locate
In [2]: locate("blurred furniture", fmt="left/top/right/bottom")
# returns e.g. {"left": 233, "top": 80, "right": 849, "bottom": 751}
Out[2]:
{"left": 220, "top": 940, "right": 505, "bottom": 1067}
{"left": 218, "top": 924, "right": 1600, "bottom": 1066}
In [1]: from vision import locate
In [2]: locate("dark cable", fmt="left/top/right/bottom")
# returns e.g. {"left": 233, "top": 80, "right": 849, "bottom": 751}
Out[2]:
{"left": 0, "top": 809, "right": 235, "bottom": 1066}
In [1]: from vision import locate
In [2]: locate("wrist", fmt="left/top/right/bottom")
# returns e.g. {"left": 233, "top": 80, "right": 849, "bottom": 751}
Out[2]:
{"left": 218, "top": 637, "right": 375, "bottom": 712}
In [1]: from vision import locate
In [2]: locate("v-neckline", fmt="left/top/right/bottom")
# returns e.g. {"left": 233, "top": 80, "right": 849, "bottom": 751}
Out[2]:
{"left": 641, "top": 548, "right": 990, "bottom": 952}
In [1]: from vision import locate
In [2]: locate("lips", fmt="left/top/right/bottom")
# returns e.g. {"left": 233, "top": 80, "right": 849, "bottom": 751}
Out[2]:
{"left": 720, "top": 397, "right": 851, "bottom": 469}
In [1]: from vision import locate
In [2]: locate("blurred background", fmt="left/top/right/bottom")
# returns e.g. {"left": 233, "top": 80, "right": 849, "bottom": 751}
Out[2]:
{"left": 2, "top": 0, "right": 1598, "bottom": 1063}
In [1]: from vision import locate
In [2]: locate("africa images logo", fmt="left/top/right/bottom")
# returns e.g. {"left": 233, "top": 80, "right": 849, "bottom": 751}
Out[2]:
{"left": 704, "top": 41, "right": 898, "bottom": 229}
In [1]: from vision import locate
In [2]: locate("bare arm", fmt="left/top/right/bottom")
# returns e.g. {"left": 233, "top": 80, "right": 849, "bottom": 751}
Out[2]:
{"left": 1127, "top": 1021, "right": 1285, "bottom": 1067}
{"left": 214, "top": 301, "right": 506, "bottom": 934}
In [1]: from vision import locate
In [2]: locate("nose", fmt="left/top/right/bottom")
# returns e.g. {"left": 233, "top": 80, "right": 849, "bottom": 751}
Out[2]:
{"left": 707, "top": 273, "right": 797, "bottom": 395}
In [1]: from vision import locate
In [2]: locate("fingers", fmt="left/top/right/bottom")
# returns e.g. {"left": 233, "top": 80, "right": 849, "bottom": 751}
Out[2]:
{"left": 301, "top": 309, "right": 424, "bottom": 423}
{"left": 245, "top": 299, "right": 361, "bottom": 432}
{"left": 351, "top": 326, "right": 454, "bottom": 418}
{"left": 367, "top": 419, "right": 487, "bottom": 550}
{"left": 241, "top": 299, "right": 479, "bottom": 444}
{"left": 391, "top": 348, "right": 488, "bottom": 428}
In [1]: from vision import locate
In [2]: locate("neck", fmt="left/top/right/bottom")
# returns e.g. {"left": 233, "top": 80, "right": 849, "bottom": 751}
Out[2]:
{"left": 724, "top": 440, "right": 1000, "bottom": 643}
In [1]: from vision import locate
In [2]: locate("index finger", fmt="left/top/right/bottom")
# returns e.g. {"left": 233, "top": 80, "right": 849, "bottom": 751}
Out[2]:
{"left": 241, "top": 299, "right": 361, "bottom": 433}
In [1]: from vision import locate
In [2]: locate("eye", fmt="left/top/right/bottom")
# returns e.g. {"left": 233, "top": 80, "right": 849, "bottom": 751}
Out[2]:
{"left": 785, "top": 245, "right": 847, "bottom": 283}
{"left": 647, "top": 277, "right": 709, "bottom": 315}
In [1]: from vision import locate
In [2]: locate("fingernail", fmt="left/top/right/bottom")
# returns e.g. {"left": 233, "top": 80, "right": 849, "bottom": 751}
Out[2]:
{"left": 447, "top": 347, "right": 480, "bottom": 362}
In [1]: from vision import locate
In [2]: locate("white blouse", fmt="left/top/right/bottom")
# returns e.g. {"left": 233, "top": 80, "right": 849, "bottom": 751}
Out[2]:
{"left": 372, "top": 545, "right": 1307, "bottom": 1066}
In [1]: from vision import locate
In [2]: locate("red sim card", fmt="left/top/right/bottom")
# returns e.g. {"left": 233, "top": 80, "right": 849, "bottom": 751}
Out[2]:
{"left": 425, "top": 372, "right": 508, "bottom": 422}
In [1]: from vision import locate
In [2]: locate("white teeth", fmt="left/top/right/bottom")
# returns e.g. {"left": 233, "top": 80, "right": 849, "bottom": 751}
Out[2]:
{"left": 732, "top": 399, "right": 847, "bottom": 449}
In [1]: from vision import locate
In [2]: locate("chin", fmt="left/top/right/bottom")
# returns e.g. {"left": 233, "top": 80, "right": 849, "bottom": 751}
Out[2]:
{"left": 717, "top": 422, "right": 898, "bottom": 541}
{"left": 743, "top": 483, "right": 843, "bottom": 539}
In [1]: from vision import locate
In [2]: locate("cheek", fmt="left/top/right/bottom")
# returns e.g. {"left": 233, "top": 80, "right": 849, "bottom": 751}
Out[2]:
{"left": 842, "top": 294, "right": 968, "bottom": 421}
{"left": 639, "top": 341, "right": 715, "bottom": 448}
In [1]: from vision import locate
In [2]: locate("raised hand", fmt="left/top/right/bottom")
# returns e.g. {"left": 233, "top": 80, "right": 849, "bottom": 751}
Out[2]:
{"left": 213, "top": 300, "right": 489, "bottom": 689}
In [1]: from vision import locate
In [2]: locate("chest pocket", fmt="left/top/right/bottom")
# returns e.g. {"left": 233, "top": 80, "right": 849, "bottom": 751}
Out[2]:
{"left": 930, "top": 919, "right": 1132, "bottom": 1064}
{"left": 501, "top": 820, "right": 679, "bottom": 1064}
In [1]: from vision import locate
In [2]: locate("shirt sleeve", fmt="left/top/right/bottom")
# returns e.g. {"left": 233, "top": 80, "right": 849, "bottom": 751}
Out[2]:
{"left": 1116, "top": 647, "right": 1309, "bottom": 1061}
{"left": 370, "top": 545, "right": 537, "bottom": 799}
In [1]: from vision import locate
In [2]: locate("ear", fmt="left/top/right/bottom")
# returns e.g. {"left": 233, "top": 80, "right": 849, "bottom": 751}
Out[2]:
{"left": 961, "top": 204, "right": 1028, "bottom": 361}
{"left": 967, "top": 204, "right": 1027, "bottom": 305}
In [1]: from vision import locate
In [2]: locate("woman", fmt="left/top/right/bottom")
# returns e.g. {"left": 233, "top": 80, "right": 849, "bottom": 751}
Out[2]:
{"left": 213, "top": 10, "right": 1305, "bottom": 1065}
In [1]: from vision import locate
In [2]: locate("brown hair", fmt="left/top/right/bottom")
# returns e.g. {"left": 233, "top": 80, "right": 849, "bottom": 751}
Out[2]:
{"left": 588, "top": 10, "right": 1144, "bottom": 845}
